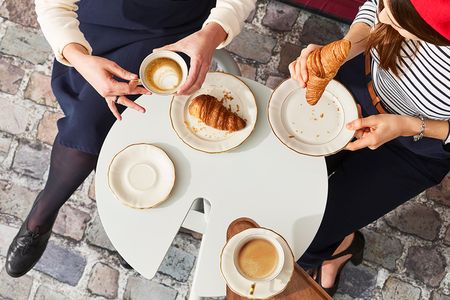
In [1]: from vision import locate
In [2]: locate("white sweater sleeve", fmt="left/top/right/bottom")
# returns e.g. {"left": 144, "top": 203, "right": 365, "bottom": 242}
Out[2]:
{"left": 203, "top": 0, "right": 256, "bottom": 48}
{"left": 35, "top": 0, "right": 92, "bottom": 66}
{"left": 35, "top": 0, "right": 256, "bottom": 65}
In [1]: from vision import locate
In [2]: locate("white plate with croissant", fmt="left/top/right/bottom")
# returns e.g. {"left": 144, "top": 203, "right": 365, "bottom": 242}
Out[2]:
{"left": 268, "top": 79, "right": 357, "bottom": 156}
{"left": 170, "top": 72, "right": 257, "bottom": 153}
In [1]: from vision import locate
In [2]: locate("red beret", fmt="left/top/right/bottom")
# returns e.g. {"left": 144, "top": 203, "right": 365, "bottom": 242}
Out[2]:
{"left": 410, "top": 0, "right": 450, "bottom": 41}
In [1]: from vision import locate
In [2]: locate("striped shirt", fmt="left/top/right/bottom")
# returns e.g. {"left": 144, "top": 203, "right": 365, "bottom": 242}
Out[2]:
{"left": 353, "top": 0, "right": 450, "bottom": 143}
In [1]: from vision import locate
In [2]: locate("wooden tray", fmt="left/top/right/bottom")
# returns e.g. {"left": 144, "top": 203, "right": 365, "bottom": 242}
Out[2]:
{"left": 225, "top": 218, "right": 332, "bottom": 300}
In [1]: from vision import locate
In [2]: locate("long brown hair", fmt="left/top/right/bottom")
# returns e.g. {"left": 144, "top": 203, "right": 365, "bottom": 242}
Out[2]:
{"left": 366, "top": 0, "right": 450, "bottom": 76}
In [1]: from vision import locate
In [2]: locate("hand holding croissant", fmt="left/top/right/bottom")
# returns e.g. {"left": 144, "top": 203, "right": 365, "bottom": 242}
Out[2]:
{"left": 306, "top": 39, "right": 351, "bottom": 105}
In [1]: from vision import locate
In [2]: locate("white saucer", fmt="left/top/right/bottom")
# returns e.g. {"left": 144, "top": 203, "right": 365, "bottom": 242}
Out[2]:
{"left": 268, "top": 79, "right": 357, "bottom": 156}
{"left": 220, "top": 228, "right": 294, "bottom": 299}
{"left": 108, "top": 144, "right": 175, "bottom": 209}
{"left": 170, "top": 72, "right": 257, "bottom": 153}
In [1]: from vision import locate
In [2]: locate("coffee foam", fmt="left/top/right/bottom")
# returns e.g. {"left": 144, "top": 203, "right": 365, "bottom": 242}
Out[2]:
{"left": 145, "top": 58, "right": 182, "bottom": 93}
{"left": 237, "top": 238, "right": 279, "bottom": 280}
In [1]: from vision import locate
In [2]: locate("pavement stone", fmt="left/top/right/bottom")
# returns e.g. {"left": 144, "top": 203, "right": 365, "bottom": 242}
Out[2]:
{"left": 445, "top": 226, "right": 450, "bottom": 246}
{"left": 53, "top": 204, "right": 90, "bottom": 241}
{"left": 299, "top": 15, "right": 344, "bottom": 46}
{"left": 0, "top": 223, "right": 17, "bottom": 256}
{"left": 363, "top": 229, "right": 403, "bottom": 270}
{"left": 35, "top": 241, "right": 86, "bottom": 286}
{"left": 278, "top": 42, "right": 302, "bottom": 75}
{"left": 13, "top": 141, "right": 51, "bottom": 179}
{"left": 262, "top": 1, "right": 299, "bottom": 31}
{"left": 0, "top": 133, "right": 12, "bottom": 156}
{"left": 266, "top": 75, "right": 286, "bottom": 89}
{"left": 381, "top": 277, "right": 421, "bottom": 300}
{"left": 404, "top": 246, "right": 446, "bottom": 287}
{"left": 0, "top": 268, "right": 33, "bottom": 300}
{"left": 34, "top": 286, "right": 70, "bottom": 300}
{"left": 87, "top": 263, "right": 119, "bottom": 299}
{"left": 88, "top": 177, "right": 96, "bottom": 201}
{"left": 24, "top": 72, "right": 58, "bottom": 107}
{"left": 0, "top": 0, "right": 39, "bottom": 28}
{"left": 0, "top": 57, "right": 25, "bottom": 94}
{"left": 226, "top": 28, "right": 277, "bottom": 63}
{"left": 237, "top": 63, "right": 257, "bottom": 80}
{"left": 432, "top": 292, "right": 450, "bottom": 300}
{"left": 0, "top": 24, "right": 50, "bottom": 65}
{"left": 159, "top": 246, "right": 196, "bottom": 282}
{"left": 427, "top": 173, "right": 450, "bottom": 207}
{"left": 337, "top": 263, "right": 378, "bottom": 298}
{"left": 0, "top": 180, "right": 36, "bottom": 220}
{"left": 385, "top": 202, "right": 441, "bottom": 241}
{"left": 124, "top": 277, "right": 178, "bottom": 300}
{"left": 0, "top": 101, "right": 29, "bottom": 135}
{"left": 85, "top": 213, "right": 115, "bottom": 252}
{"left": 37, "top": 111, "right": 63, "bottom": 145}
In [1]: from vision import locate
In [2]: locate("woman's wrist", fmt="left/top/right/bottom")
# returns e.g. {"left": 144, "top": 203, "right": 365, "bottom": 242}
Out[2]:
{"left": 401, "top": 115, "right": 449, "bottom": 141}
{"left": 201, "top": 22, "right": 228, "bottom": 48}
{"left": 62, "top": 43, "right": 90, "bottom": 66}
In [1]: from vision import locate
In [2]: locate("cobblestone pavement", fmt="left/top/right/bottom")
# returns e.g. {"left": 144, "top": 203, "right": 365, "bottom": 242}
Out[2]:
{"left": 0, "top": 0, "right": 449, "bottom": 299}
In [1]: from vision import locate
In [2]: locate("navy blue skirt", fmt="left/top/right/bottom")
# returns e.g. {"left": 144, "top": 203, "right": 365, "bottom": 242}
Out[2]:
{"left": 335, "top": 54, "right": 450, "bottom": 159}
{"left": 51, "top": 0, "right": 215, "bottom": 155}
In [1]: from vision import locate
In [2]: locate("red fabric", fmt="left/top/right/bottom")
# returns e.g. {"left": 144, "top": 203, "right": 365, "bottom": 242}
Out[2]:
{"left": 282, "top": 0, "right": 365, "bottom": 23}
{"left": 410, "top": 0, "right": 450, "bottom": 40}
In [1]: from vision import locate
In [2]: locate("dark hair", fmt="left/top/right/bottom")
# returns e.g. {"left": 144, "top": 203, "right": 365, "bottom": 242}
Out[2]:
{"left": 366, "top": 0, "right": 450, "bottom": 76}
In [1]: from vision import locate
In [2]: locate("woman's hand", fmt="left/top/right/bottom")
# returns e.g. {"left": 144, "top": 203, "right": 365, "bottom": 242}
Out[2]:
{"left": 345, "top": 114, "right": 422, "bottom": 151}
{"left": 153, "top": 22, "right": 228, "bottom": 95}
{"left": 63, "top": 43, "right": 149, "bottom": 121}
{"left": 288, "top": 44, "right": 322, "bottom": 88}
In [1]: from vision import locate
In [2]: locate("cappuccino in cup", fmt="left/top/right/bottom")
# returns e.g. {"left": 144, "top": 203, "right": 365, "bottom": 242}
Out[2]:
{"left": 139, "top": 50, "right": 188, "bottom": 95}
{"left": 234, "top": 235, "right": 284, "bottom": 282}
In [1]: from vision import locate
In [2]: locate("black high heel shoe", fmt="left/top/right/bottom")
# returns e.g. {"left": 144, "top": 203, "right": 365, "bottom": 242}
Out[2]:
{"left": 314, "top": 231, "right": 365, "bottom": 297}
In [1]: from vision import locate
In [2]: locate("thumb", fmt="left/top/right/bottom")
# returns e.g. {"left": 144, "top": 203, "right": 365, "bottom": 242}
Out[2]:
{"left": 346, "top": 116, "right": 377, "bottom": 130}
{"left": 107, "top": 62, "right": 138, "bottom": 81}
{"left": 153, "top": 43, "right": 177, "bottom": 53}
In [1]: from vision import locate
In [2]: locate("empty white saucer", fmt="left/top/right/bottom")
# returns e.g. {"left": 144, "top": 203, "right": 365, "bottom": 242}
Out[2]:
{"left": 108, "top": 144, "right": 175, "bottom": 209}
{"left": 220, "top": 228, "right": 294, "bottom": 299}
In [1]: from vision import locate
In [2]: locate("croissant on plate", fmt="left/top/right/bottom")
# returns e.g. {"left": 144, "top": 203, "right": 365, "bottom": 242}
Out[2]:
{"left": 306, "top": 39, "right": 351, "bottom": 105}
{"left": 188, "top": 94, "right": 246, "bottom": 132}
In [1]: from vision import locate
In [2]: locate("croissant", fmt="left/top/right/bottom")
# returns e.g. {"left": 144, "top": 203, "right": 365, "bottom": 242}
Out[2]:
{"left": 188, "top": 94, "right": 246, "bottom": 132}
{"left": 306, "top": 39, "right": 351, "bottom": 105}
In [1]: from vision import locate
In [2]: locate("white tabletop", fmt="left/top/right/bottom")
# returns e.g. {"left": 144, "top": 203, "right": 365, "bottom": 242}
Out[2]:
{"left": 96, "top": 77, "right": 328, "bottom": 298}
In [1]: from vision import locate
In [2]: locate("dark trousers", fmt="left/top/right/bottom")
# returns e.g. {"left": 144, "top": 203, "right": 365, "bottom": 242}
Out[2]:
{"left": 297, "top": 55, "right": 450, "bottom": 269}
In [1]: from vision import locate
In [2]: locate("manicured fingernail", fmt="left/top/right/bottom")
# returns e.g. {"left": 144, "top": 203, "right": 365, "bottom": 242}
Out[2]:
{"left": 146, "top": 92, "right": 152, "bottom": 95}
{"left": 346, "top": 122, "right": 353, "bottom": 129}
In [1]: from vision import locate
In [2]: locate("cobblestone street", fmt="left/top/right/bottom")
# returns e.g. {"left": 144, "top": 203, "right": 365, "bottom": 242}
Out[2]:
{"left": 0, "top": 0, "right": 449, "bottom": 299}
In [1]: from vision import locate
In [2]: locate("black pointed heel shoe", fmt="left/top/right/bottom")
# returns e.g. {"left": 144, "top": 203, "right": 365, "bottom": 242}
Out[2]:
{"left": 315, "top": 231, "right": 365, "bottom": 297}
{"left": 5, "top": 194, "right": 56, "bottom": 278}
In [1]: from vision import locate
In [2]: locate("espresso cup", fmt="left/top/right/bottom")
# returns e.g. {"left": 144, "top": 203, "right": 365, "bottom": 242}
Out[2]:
{"left": 139, "top": 50, "right": 188, "bottom": 95}
{"left": 233, "top": 234, "right": 285, "bottom": 282}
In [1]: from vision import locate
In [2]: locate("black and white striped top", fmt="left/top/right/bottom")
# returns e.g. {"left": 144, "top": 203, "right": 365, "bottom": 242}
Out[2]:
{"left": 354, "top": 0, "right": 450, "bottom": 143}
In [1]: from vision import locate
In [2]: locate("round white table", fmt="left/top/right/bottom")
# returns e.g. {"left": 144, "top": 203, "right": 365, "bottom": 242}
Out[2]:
{"left": 96, "top": 76, "right": 328, "bottom": 298}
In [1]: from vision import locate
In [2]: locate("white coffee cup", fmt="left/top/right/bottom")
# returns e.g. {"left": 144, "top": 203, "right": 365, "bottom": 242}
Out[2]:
{"left": 233, "top": 234, "right": 285, "bottom": 282}
{"left": 139, "top": 50, "right": 188, "bottom": 95}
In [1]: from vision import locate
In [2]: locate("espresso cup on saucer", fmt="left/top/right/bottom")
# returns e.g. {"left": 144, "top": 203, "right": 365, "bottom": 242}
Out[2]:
{"left": 220, "top": 227, "right": 294, "bottom": 299}
{"left": 138, "top": 50, "right": 188, "bottom": 95}
{"left": 234, "top": 234, "right": 285, "bottom": 296}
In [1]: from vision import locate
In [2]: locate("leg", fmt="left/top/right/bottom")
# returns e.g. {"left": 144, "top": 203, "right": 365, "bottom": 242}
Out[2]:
{"left": 5, "top": 137, "right": 98, "bottom": 277}
{"left": 298, "top": 141, "right": 450, "bottom": 285}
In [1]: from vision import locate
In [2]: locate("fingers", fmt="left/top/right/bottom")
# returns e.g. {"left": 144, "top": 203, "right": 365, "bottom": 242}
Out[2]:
{"left": 117, "top": 96, "right": 146, "bottom": 113}
{"left": 153, "top": 43, "right": 176, "bottom": 53}
{"left": 106, "top": 99, "right": 122, "bottom": 121}
{"left": 181, "top": 63, "right": 209, "bottom": 95}
{"left": 347, "top": 115, "right": 377, "bottom": 131}
{"left": 177, "top": 58, "right": 201, "bottom": 95}
{"left": 108, "top": 79, "right": 148, "bottom": 96}
{"left": 345, "top": 137, "right": 374, "bottom": 151}
{"left": 299, "top": 53, "right": 309, "bottom": 87}
{"left": 106, "top": 62, "right": 138, "bottom": 81}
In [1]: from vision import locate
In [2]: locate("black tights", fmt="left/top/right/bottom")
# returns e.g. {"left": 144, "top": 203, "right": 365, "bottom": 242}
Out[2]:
{"left": 27, "top": 139, "right": 97, "bottom": 233}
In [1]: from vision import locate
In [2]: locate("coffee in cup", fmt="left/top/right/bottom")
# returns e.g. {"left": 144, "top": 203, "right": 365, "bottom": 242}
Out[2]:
{"left": 139, "top": 50, "right": 188, "bottom": 95}
{"left": 234, "top": 235, "right": 284, "bottom": 282}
